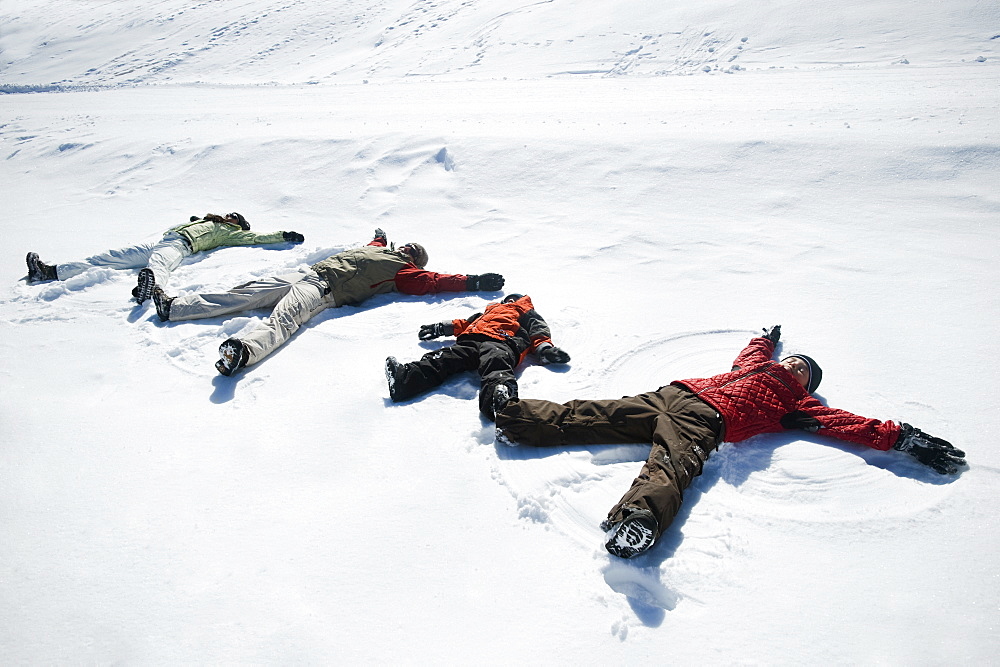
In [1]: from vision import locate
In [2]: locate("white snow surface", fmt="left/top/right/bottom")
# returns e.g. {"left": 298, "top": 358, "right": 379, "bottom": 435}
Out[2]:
{"left": 2, "top": 0, "right": 999, "bottom": 662}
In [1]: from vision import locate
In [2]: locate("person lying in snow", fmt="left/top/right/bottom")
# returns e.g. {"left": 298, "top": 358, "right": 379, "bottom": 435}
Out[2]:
{"left": 492, "top": 325, "right": 965, "bottom": 560}
{"left": 25, "top": 212, "right": 303, "bottom": 304}
{"left": 152, "top": 228, "right": 505, "bottom": 377}
{"left": 385, "top": 293, "right": 570, "bottom": 419}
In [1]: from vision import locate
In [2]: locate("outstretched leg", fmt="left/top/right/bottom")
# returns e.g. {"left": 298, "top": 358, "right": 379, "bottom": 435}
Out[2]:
{"left": 166, "top": 271, "right": 306, "bottom": 321}
{"left": 603, "top": 388, "right": 722, "bottom": 551}
{"left": 54, "top": 241, "right": 156, "bottom": 280}
{"left": 388, "top": 340, "right": 482, "bottom": 402}
{"left": 239, "top": 272, "right": 333, "bottom": 366}
{"left": 476, "top": 340, "right": 519, "bottom": 420}
{"left": 496, "top": 386, "right": 723, "bottom": 555}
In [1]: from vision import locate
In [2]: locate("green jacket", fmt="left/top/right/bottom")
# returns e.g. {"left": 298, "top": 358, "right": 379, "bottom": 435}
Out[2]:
{"left": 167, "top": 219, "right": 287, "bottom": 253}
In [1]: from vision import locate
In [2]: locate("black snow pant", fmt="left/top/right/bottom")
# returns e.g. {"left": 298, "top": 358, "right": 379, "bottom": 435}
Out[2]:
{"left": 494, "top": 384, "right": 725, "bottom": 540}
{"left": 391, "top": 336, "right": 520, "bottom": 419}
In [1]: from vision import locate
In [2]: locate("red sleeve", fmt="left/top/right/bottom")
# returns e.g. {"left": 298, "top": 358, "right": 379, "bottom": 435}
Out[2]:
{"left": 796, "top": 395, "right": 901, "bottom": 451}
{"left": 731, "top": 337, "right": 775, "bottom": 370}
{"left": 452, "top": 318, "right": 472, "bottom": 335}
{"left": 393, "top": 265, "right": 469, "bottom": 295}
{"left": 368, "top": 239, "right": 386, "bottom": 247}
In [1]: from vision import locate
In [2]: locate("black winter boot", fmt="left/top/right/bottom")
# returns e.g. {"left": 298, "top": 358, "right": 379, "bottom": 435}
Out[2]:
{"left": 25, "top": 252, "right": 58, "bottom": 283}
{"left": 385, "top": 356, "right": 402, "bottom": 401}
{"left": 216, "top": 339, "right": 249, "bottom": 376}
{"left": 133, "top": 268, "right": 156, "bottom": 304}
{"left": 602, "top": 507, "right": 657, "bottom": 559}
{"left": 152, "top": 287, "right": 173, "bottom": 322}
{"left": 490, "top": 384, "right": 513, "bottom": 421}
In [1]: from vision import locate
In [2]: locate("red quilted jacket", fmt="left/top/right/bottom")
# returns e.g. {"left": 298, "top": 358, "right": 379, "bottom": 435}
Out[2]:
{"left": 674, "top": 337, "right": 900, "bottom": 450}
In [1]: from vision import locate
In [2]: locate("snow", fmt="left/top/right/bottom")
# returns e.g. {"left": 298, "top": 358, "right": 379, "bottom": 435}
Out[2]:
{"left": 2, "top": 0, "right": 999, "bottom": 662}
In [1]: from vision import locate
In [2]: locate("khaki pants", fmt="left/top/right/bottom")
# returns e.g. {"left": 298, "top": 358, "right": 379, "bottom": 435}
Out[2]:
{"left": 495, "top": 385, "right": 724, "bottom": 539}
{"left": 168, "top": 270, "right": 335, "bottom": 366}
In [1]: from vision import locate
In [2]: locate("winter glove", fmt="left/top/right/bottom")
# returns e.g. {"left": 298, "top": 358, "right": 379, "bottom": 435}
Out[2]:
{"left": 190, "top": 215, "right": 200, "bottom": 222}
{"left": 418, "top": 321, "right": 455, "bottom": 341}
{"left": 780, "top": 410, "right": 821, "bottom": 432}
{"left": 283, "top": 231, "right": 305, "bottom": 243}
{"left": 762, "top": 324, "right": 781, "bottom": 344}
{"left": 536, "top": 342, "right": 571, "bottom": 365}
{"left": 466, "top": 273, "right": 505, "bottom": 291}
{"left": 373, "top": 228, "right": 388, "bottom": 245}
{"left": 892, "top": 423, "right": 966, "bottom": 475}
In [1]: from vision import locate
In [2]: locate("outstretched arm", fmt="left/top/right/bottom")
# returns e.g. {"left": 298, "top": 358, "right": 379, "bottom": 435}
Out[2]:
{"left": 519, "top": 309, "right": 570, "bottom": 364}
{"left": 393, "top": 266, "right": 471, "bottom": 294}
{"left": 783, "top": 399, "right": 965, "bottom": 474}
{"left": 731, "top": 334, "right": 777, "bottom": 371}
{"left": 784, "top": 395, "right": 901, "bottom": 451}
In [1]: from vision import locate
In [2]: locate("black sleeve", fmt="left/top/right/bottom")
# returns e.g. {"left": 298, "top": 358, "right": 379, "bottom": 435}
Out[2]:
{"left": 518, "top": 309, "right": 552, "bottom": 343}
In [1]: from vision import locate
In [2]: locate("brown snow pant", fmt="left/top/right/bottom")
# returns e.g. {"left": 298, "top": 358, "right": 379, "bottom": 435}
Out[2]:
{"left": 495, "top": 384, "right": 725, "bottom": 540}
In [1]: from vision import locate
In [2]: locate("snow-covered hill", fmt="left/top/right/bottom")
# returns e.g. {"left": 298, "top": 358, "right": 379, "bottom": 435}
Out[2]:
{"left": 2, "top": 1, "right": 999, "bottom": 663}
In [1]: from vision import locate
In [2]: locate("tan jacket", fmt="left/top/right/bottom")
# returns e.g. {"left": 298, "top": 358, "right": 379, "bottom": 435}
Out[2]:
{"left": 310, "top": 245, "right": 413, "bottom": 306}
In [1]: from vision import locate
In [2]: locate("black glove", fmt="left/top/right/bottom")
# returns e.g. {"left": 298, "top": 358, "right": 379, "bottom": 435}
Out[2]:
{"left": 418, "top": 321, "right": 454, "bottom": 341}
{"left": 536, "top": 343, "right": 570, "bottom": 365}
{"left": 466, "top": 273, "right": 505, "bottom": 291}
{"left": 780, "top": 410, "right": 821, "bottom": 432}
{"left": 892, "top": 423, "right": 966, "bottom": 475}
{"left": 374, "top": 228, "right": 387, "bottom": 245}
{"left": 762, "top": 324, "right": 781, "bottom": 344}
{"left": 190, "top": 215, "right": 200, "bottom": 222}
{"left": 283, "top": 231, "right": 305, "bottom": 243}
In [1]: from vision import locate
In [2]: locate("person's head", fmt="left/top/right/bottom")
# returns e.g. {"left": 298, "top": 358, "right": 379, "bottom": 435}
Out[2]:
{"left": 780, "top": 355, "right": 823, "bottom": 393}
{"left": 502, "top": 293, "right": 525, "bottom": 304}
{"left": 225, "top": 212, "right": 250, "bottom": 231}
{"left": 400, "top": 242, "right": 428, "bottom": 268}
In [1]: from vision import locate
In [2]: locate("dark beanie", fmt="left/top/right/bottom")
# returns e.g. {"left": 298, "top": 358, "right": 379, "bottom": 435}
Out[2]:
{"left": 783, "top": 354, "right": 823, "bottom": 393}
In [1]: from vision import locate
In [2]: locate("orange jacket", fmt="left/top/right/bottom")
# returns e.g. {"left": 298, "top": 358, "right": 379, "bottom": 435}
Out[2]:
{"left": 452, "top": 295, "right": 553, "bottom": 363}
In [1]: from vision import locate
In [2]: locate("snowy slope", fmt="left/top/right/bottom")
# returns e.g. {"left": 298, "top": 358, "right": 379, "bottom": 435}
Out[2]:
{"left": 2, "top": 1, "right": 999, "bottom": 663}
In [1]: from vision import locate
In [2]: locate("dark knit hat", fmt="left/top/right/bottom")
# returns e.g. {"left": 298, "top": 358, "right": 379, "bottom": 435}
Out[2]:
{"left": 228, "top": 212, "right": 250, "bottom": 230}
{"left": 782, "top": 354, "right": 823, "bottom": 393}
{"left": 403, "top": 242, "right": 428, "bottom": 268}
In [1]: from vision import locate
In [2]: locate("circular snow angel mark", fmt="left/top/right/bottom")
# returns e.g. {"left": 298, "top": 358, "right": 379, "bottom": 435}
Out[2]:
{"left": 597, "top": 330, "right": 952, "bottom": 526}
{"left": 721, "top": 436, "right": 954, "bottom": 525}
{"left": 601, "top": 328, "right": 752, "bottom": 397}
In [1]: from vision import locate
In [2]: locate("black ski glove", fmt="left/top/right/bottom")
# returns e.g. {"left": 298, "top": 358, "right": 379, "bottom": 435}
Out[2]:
{"left": 762, "top": 324, "right": 781, "bottom": 344}
{"left": 536, "top": 342, "right": 570, "bottom": 365}
{"left": 466, "top": 273, "right": 505, "bottom": 291}
{"left": 283, "top": 231, "right": 305, "bottom": 243}
{"left": 373, "top": 228, "right": 388, "bottom": 245}
{"left": 780, "top": 410, "right": 821, "bottom": 432}
{"left": 418, "top": 321, "right": 454, "bottom": 341}
{"left": 892, "top": 423, "right": 966, "bottom": 475}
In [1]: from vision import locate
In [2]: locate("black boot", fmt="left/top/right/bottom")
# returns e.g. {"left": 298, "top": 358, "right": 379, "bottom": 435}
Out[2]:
{"left": 491, "top": 384, "right": 512, "bottom": 421}
{"left": 216, "top": 338, "right": 249, "bottom": 376}
{"left": 602, "top": 507, "right": 657, "bottom": 559}
{"left": 25, "top": 252, "right": 57, "bottom": 283}
{"left": 134, "top": 268, "right": 155, "bottom": 304}
{"left": 385, "top": 356, "right": 402, "bottom": 401}
{"left": 152, "top": 287, "right": 173, "bottom": 322}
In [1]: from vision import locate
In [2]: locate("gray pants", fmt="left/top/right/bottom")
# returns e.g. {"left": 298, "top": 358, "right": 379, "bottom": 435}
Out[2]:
{"left": 168, "top": 270, "right": 335, "bottom": 366}
{"left": 56, "top": 232, "right": 192, "bottom": 287}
